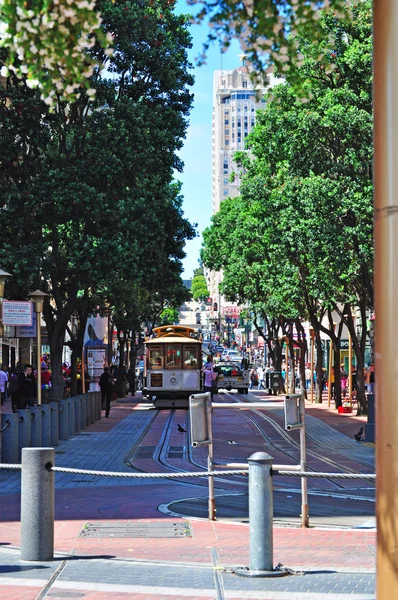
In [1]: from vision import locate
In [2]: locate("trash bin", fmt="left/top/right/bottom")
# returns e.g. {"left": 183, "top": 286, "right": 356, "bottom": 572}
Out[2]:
{"left": 266, "top": 371, "right": 282, "bottom": 395}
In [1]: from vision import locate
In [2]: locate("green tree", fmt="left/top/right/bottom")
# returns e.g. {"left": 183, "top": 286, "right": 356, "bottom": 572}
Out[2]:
{"left": 202, "top": 3, "right": 373, "bottom": 411}
{"left": 0, "top": 0, "right": 194, "bottom": 400}
{"left": 160, "top": 307, "right": 180, "bottom": 325}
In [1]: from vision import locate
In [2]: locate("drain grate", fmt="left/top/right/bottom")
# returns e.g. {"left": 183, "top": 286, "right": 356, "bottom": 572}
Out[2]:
{"left": 80, "top": 521, "right": 192, "bottom": 538}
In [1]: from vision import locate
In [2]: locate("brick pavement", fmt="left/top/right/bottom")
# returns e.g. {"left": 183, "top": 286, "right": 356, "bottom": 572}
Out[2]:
{"left": 0, "top": 393, "right": 377, "bottom": 598}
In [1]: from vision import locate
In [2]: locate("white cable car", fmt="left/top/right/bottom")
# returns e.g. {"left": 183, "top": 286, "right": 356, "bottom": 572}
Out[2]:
{"left": 143, "top": 325, "right": 203, "bottom": 409}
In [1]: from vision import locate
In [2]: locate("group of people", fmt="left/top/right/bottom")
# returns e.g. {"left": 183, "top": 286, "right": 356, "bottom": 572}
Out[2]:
{"left": 0, "top": 363, "right": 44, "bottom": 412}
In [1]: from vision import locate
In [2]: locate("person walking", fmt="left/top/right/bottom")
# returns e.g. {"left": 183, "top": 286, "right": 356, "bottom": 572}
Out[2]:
{"left": 41, "top": 365, "right": 52, "bottom": 403}
{"left": 99, "top": 366, "right": 113, "bottom": 417}
{"left": 0, "top": 365, "right": 8, "bottom": 406}
{"left": 203, "top": 355, "right": 216, "bottom": 401}
{"left": 9, "top": 367, "right": 19, "bottom": 413}
{"left": 257, "top": 366, "right": 265, "bottom": 390}
{"left": 340, "top": 364, "right": 348, "bottom": 399}
{"left": 305, "top": 365, "right": 311, "bottom": 390}
{"left": 249, "top": 367, "right": 258, "bottom": 391}
{"left": 330, "top": 366, "right": 335, "bottom": 399}
{"left": 17, "top": 364, "right": 36, "bottom": 409}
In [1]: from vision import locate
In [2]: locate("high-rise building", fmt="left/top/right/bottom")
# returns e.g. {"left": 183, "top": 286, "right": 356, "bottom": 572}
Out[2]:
{"left": 208, "top": 60, "right": 271, "bottom": 308}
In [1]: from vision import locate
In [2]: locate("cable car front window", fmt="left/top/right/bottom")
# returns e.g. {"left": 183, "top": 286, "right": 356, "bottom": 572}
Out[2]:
{"left": 166, "top": 344, "right": 181, "bottom": 369}
{"left": 183, "top": 346, "right": 198, "bottom": 369}
{"left": 149, "top": 347, "right": 163, "bottom": 369}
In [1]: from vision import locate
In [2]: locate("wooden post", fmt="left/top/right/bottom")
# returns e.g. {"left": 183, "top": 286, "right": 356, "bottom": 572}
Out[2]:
{"left": 374, "top": 1, "right": 398, "bottom": 594}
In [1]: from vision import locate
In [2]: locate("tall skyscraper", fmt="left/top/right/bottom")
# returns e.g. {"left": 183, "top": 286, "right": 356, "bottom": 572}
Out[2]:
{"left": 208, "top": 59, "right": 270, "bottom": 307}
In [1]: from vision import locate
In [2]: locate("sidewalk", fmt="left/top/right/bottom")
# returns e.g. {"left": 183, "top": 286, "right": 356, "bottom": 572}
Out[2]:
{"left": 0, "top": 394, "right": 376, "bottom": 599}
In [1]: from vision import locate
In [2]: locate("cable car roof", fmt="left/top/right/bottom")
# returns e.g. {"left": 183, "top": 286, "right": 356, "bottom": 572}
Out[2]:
{"left": 145, "top": 335, "right": 202, "bottom": 345}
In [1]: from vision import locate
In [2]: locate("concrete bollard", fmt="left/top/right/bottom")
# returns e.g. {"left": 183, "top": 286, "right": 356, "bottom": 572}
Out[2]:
{"left": 236, "top": 452, "right": 286, "bottom": 578}
{"left": 85, "top": 394, "right": 90, "bottom": 427}
{"left": 49, "top": 402, "right": 59, "bottom": 447}
{"left": 79, "top": 395, "right": 86, "bottom": 430}
{"left": 41, "top": 405, "right": 51, "bottom": 447}
{"left": 73, "top": 397, "right": 81, "bottom": 434}
{"left": 89, "top": 392, "right": 95, "bottom": 425}
{"left": 96, "top": 391, "right": 101, "bottom": 421}
{"left": 17, "top": 410, "right": 32, "bottom": 461}
{"left": 67, "top": 398, "right": 75, "bottom": 437}
{"left": 30, "top": 407, "right": 42, "bottom": 447}
{"left": 21, "top": 448, "right": 55, "bottom": 561}
{"left": 1, "top": 413, "right": 19, "bottom": 463}
{"left": 58, "top": 399, "right": 69, "bottom": 440}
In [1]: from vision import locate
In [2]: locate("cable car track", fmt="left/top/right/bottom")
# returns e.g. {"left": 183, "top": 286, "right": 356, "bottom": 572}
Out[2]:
{"left": 128, "top": 397, "right": 374, "bottom": 502}
{"left": 223, "top": 392, "right": 375, "bottom": 490}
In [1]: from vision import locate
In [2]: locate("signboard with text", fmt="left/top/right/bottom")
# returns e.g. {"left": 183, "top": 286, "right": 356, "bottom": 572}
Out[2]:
{"left": 2, "top": 301, "right": 33, "bottom": 326}
{"left": 16, "top": 313, "right": 37, "bottom": 338}
{"left": 222, "top": 305, "right": 242, "bottom": 318}
{"left": 87, "top": 348, "right": 106, "bottom": 392}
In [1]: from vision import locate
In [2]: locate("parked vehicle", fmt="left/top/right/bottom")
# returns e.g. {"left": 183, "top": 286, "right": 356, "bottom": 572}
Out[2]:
{"left": 214, "top": 360, "right": 249, "bottom": 394}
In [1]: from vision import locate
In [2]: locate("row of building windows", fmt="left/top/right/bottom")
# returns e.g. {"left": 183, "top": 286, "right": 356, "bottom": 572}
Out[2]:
{"left": 226, "top": 117, "right": 255, "bottom": 126}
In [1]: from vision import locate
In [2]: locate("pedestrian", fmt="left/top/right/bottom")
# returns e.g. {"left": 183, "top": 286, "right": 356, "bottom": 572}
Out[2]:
{"left": 203, "top": 355, "right": 216, "bottom": 401}
{"left": 99, "top": 366, "right": 113, "bottom": 417}
{"left": 41, "top": 365, "right": 52, "bottom": 403}
{"left": 330, "top": 366, "right": 335, "bottom": 398}
{"left": 366, "top": 363, "right": 375, "bottom": 394}
{"left": 249, "top": 367, "right": 258, "bottom": 391}
{"left": 17, "top": 364, "right": 36, "bottom": 409}
{"left": 257, "top": 366, "right": 265, "bottom": 390}
{"left": 0, "top": 364, "right": 8, "bottom": 406}
{"left": 9, "top": 367, "right": 19, "bottom": 413}
{"left": 305, "top": 365, "right": 311, "bottom": 390}
{"left": 340, "top": 364, "right": 348, "bottom": 399}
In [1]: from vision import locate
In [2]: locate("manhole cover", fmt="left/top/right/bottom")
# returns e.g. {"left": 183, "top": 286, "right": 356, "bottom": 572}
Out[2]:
{"left": 80, "top": 521, "right": 192, "bottom": 538}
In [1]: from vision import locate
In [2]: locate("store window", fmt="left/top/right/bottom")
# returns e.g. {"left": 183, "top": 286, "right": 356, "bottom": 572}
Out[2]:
{"left": 165, "top": 344, "right": 181, "bottom": 369}
{"left": 149, "top": 347, "right": 163, "bottom": 369}
{"left": 183, "top": 346, "right": 198, "bottom": 369}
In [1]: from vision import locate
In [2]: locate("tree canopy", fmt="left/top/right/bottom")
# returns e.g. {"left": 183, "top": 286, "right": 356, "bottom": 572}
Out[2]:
{"left": 202, "top": 1, "right": 372, "bottom": 408}
{"left": 0, "top": 0, "right": 195, "bottom": 399}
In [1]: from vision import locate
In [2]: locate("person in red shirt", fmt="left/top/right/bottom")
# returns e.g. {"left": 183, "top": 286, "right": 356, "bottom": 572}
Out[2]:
{"left": 41, "top": 366, "right": 52, "bottom": 402}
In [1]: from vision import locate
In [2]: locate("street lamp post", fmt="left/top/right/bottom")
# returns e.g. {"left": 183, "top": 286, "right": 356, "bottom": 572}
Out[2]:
{"left": 29, "top": 290, "right": 49, "bottom": 406}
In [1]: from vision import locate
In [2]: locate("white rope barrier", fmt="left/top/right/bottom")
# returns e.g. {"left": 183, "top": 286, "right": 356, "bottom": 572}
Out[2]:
{"left": 50, "top": 467, "right": 249, "bottom": 478}
{"left": 0, "top": 464, "right": 375, "bottom": 479}
{"left": 274, "top": 470, "right": 375, "bottom": 479}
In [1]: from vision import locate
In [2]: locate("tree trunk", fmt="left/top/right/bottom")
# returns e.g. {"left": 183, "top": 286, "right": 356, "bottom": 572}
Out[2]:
{"left": 49, "top": 336, "right": 65, "bottom": 401}
{"left": 288, "top": 336, "right": 295, "bottom": 393}
{"left": 345, "top": 309, "right": 368, "bottom": 415}
{"left": 315, "top": 331, "right": 323, "bottom": 403}
{"left": 355, "top": 352, "right": 366, "bottom": 415}
{"left": 295, "top": 319, "right": 308, "bottom": 397}
{"left": 117, "top": 338, "right": 125, "bottom": 398}
{"left": 333, "top": 344, "right": 342, "bottom": 408}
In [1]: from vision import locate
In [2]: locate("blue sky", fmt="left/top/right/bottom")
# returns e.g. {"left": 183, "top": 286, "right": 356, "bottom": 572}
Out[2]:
{"left": 175, "top": 1, "right": 241, "bottom": 278}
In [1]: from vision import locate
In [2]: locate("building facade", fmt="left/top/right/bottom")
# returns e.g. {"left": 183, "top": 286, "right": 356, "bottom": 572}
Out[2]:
{"left": 208, "top": 63, "right": 270, "bottom": 318}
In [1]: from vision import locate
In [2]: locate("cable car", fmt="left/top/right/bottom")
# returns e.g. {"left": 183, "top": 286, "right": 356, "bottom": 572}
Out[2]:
{"left": 142, "top": 326, "right": 203, "bottom": 408}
